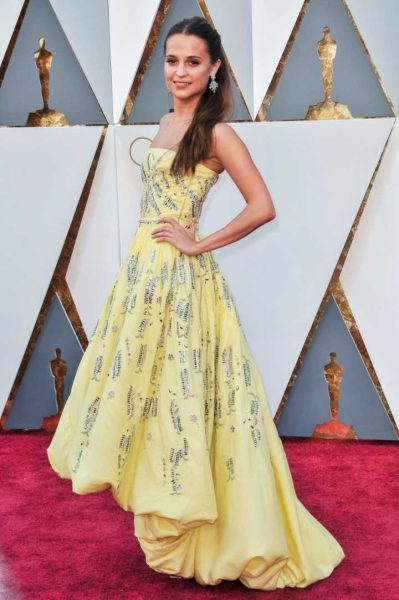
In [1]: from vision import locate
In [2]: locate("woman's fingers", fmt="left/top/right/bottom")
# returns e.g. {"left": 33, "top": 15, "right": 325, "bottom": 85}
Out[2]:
{"left": 158, "top": 217, "right": 178, "bottom": 228}
{"left": 152, "top": 227, "right": 173, "bottom": 237}
{"left": 151, "top": 219, "right": 196, "bottom": 249}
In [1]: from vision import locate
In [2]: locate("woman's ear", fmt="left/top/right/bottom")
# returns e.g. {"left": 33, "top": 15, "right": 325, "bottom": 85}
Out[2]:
{"left": 211, "top": 58, "right": 222, "bottom": 78}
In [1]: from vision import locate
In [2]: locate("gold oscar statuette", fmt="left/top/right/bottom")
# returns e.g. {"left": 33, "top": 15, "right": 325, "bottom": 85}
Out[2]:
{"left": 306, "top": 26, "right": 352, "bottom": 120}
{"left": 312, "top": 352, "right": 358, "bottom": 439}
{"left": 42, "top": 348, "right": 68, "bottom": 432}
{"left": 26, "top": 37, "right": 69, "bottom": 126}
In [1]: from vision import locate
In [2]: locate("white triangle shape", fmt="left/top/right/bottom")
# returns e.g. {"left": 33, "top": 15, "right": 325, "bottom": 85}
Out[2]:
{"left": 108, "top": 0, "right": 160, "bottom": 123}
{"left": 66, "top": 126, "right": 120, "bottom": 337}
{"left": 252, "top": 0, "right": 304, "bottom": 118}
{"left": 0, "top": 126, "right": 103, "bottom": 414}
{"left": 341, "top": 118, "right": 399, "bottom": 426}
{"left": 200, "top": 118, "right": 393, "bottom": 415}
{"left": 49, "top": 0, "right": 113, "bottom": 122}
{"left": 0, "top": 0, "right": 24, "bottom": 63}
{"left": 346, "top": 0, "right": 399, "bottom": 114}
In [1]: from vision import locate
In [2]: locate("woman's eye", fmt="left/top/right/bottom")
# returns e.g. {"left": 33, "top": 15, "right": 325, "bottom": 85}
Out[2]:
{"left": 165, "top": 59, "right": 200, "bottom": 65}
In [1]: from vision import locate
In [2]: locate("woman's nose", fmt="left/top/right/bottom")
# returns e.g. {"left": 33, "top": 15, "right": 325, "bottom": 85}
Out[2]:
{"left": 175, "top": 62, "right": 188, "bottom": 76}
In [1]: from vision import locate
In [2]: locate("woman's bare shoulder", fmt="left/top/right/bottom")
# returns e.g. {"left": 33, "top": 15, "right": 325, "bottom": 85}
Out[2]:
{"left": 211, "top": 122, "right": 248, "bottom": 159}
{"left": 213, "top": 122, "right": 243, "bottom": 146}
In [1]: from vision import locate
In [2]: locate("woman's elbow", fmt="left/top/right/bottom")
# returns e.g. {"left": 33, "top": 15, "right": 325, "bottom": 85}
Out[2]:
{"left": 249, "top": 197, "right": 277, "bottom": 226}
{"left": 259, "top": 206, "right": 276, "bottom": 225}
{"left": 258, "top": 192, "right": 277, "bottom": 224}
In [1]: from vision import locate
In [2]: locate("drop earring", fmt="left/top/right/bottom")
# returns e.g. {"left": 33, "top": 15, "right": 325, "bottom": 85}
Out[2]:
{"left": 209, "top": 74, "right": 219, "bottom": 93}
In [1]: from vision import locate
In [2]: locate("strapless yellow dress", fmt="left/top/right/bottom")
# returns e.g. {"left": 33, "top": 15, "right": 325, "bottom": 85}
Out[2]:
{"left": 47, "top": 147, "right": 345, "bottom": 589}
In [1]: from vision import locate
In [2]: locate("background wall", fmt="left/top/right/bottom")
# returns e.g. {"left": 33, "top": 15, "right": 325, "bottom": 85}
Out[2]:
{"left": 0, "top": 0, "right": 398, "bottom": 441}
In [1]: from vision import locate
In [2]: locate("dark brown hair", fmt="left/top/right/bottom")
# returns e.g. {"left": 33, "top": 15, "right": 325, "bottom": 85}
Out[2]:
{"left": 163, "top": 16, "right": 233, "bottom": 176}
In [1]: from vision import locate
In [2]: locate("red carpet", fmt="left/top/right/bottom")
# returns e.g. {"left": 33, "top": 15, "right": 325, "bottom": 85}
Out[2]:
{"left": 0, "top": 432, "right": 397, "bottom": 599}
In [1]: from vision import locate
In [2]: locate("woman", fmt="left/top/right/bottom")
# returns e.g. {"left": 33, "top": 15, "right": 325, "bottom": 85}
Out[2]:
{"left": 47, "top": 16, "right": 345, "bottom": 590}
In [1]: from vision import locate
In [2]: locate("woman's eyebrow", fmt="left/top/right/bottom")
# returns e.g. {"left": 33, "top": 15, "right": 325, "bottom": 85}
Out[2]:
{"left": 165, "top": 54, "right": 202, "bottom": 59}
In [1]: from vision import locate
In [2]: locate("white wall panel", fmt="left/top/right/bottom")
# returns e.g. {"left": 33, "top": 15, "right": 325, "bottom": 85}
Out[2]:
{"left": 341, "top": 119, "right": 399, "bottom": 425}
{"left": 200, "top": 119, "right": 393, "bottom": 415}
{"left": 108, "top": 0, "right": 159, "bottom": 123}
{"left": 0, "top": 0, "right": 23, "bottom": 63}
{"left": 66, "top": 126, "right": 120, "bottom": 338}
{"left": 347, "top": 0, "right": 399, "bottom": 114}
{"left": 0, "top": 126, "right": 103, "bottom": 414}
{"left": 50, "top": 0, "right": 113, "bottom": 122}
{"left": 252, "top": 0, "right": 303, "bottom": 117}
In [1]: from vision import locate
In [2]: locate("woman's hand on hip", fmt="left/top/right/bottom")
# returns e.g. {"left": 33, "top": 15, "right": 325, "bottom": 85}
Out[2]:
{"left": 151, "top": 217, "right": 201, "bottom": 256}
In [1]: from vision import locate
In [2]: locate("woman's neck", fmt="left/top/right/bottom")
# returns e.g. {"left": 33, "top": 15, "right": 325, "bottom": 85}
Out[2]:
{"left": 171, "top": 95, "right": 200, "bottom": 121}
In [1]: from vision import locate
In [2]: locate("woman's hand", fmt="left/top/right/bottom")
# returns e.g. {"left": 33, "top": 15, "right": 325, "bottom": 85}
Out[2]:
{"left": 151, "top": 217, "right": 201, "bottom": 256}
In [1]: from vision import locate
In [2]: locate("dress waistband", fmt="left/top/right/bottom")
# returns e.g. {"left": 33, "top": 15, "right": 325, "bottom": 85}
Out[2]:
{"left": 138, "top": 217, "right": 198, "bottom": 228}
{"left": 138, "top": 218, "right": 162, "bottom": 224}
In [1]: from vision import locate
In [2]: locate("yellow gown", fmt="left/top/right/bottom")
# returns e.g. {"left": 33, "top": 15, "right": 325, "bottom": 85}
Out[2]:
{"left": 47, "top": 147, "right": 345, "bottom": 589}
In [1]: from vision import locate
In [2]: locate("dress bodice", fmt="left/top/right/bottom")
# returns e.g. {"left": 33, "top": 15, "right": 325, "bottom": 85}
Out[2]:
{"left": 139, "top": 148, "right": 219, "bottom": 228}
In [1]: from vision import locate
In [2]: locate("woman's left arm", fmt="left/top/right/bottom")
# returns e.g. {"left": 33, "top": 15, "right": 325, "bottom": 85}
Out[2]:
{"left": 195, "top": 122, "right": 276, "bottom": 254}
{"left": 151, "top": 123, "right": 276, "bottom": 256}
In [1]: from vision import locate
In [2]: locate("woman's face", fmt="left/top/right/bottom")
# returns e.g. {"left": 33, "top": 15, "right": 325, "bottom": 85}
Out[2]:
{"left": 164, "top": 33, "right": 221, "bottom": 101}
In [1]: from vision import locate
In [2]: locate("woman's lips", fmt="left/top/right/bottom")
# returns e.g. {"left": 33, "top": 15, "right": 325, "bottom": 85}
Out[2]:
{"left": 174, "top": 81, "right": 191, "bottom": 88}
